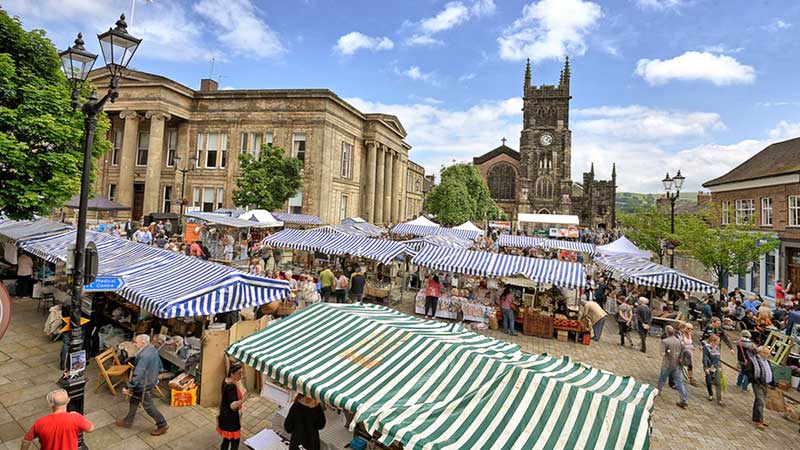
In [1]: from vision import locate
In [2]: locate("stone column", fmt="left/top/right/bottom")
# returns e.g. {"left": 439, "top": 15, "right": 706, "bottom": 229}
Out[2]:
{"left": 143, "top": 111, "right": 171, "bottom": 215}
{"left": 391, "top": 153, "right": 402, "bottom": 222}
{"left": 364, "top": 142, "right": 377, "bottom": 223}
{"left": 117, "top": 110, "right": 139, "bottom": 214}
{"left": 398, "top": 156, "right": 407, "bottom": 221}
{"left": 383, "top": 149, "right": 393, "bottom": 225}
{"left": 374, "top": 145, "right": 385, "bottom": 224}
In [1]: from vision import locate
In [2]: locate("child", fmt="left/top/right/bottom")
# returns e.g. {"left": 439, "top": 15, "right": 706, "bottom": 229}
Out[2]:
{"left": 702, "top": 334, "right": 723, "bottom": 405}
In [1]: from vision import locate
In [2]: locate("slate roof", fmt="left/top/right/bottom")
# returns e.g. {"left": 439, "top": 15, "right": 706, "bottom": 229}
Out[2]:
{"left": 703, "top": 137, "right": 800, "bottom": 187}
{"left": 472, "top": 144, "right": 520, "bottom": 165}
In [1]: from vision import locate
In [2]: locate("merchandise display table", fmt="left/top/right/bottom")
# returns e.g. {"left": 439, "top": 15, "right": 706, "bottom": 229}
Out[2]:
{"left": 414, "top": 292, "right": 495, "bottom": 323}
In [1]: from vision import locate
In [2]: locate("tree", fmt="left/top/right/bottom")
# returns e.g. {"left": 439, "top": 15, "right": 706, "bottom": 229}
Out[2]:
{"left": 0, "top": 9, "right": 110, "bottom": 220}
{"left": 424, "top": 163, "right": 503, "bottom": 226}
{"left": 233, "top": 145, "right": 303, "bottom": 211}
{"left": 618, "top": 207, "right": 671, "bottom": 263}
{"left": 675, "top": 208, "right": 779, "bottom": 290}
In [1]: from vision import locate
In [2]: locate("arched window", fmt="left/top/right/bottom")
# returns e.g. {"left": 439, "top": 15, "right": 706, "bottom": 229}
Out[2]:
{"left": 534, "top": 177, "right": 554, "bottom": 199}
{"left": 538, "top": 208, "right": 551, "bottom": 214}
{"left": 488, "top": 164, "right": 516, "bottom": 201}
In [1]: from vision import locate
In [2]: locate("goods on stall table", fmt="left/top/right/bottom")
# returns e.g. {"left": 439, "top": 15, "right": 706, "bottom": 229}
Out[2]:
{"left": 414, "top": 291, "right": 494, "bottom": 323}
{"left": 365, "top": 283, "right": 390, "bottom": 299}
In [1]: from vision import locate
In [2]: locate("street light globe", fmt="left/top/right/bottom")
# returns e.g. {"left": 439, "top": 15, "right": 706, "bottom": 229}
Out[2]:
{"left": 661, "top": 172, "right": 673, "bottom": 192}
{"left": 59, "top": 33, "right": 98, "bottom": 87}
{"left": 672, "top": 170, "right": 685, "bottom": 191}
{"left": 97, "top": 14, "right": 142, "bottom": 79}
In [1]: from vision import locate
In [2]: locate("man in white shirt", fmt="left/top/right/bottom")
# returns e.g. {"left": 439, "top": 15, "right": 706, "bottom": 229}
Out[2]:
{"left": 16, "top": 252, "right": 34, "bottom": 297}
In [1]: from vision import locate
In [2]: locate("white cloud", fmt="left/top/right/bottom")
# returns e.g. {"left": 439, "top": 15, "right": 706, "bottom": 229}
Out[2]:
{"left": 634, "top": 0, "right": 685, "bottom": 10}
{"left": 573, "top": 105, "right": 724, "bottom": 140}
{"left": 700, "top": 44, "right": 744, "bottom": 54}
{"left": 635, "top": 51, "right": 755, "bottom": 86}
{"left": 765, "top": 18, "right": 792, "bottom": 31}
{"left": 334, "top": 32, "right": 394, "bottom": 55}
{"left": 397, "top": 66, "right": 435, "bottom": 82}
{"left": 405, "top": 0, "right": 496, "bottom": 46}
{"left": 757, "top": 101, "right": 800, "bottom": 107}
{"left": 768, "top": 121, "right": 800, "bottom": 140}
{"left": 498, "top": 0, "right": 603, "bottom": 62}
{"left": 459, "top": 73, "right": 477, "bottom": 82}
{"left": 194, "top": 0, "right": 283, "bottom": 58}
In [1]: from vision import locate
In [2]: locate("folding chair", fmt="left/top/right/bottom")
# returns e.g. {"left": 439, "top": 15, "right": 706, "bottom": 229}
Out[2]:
{"left": 95, "top": 347, "right": 133, "bottom": 396}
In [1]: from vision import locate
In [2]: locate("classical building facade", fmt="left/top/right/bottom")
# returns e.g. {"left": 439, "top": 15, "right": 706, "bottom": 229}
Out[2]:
{"left": 405, "top": 161, "right": 425, "bottom": 221}
{"left": 703, "top": 137, "right": 800, "bottom": 299}
{"left": 473, "top": 59, "right": 616, "bottom": 228}
{"left": 87, "top": 69, "right": 424, "bottom": 225}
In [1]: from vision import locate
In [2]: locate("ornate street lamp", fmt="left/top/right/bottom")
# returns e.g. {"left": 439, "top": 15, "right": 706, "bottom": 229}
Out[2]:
{"left": 58, "top": 15, "right": 141, "bottom": 449}
{"left": 173, "top": 156, "right": 198, "bottom": 234}
{"left": 663, "top": 170, "right": 685, "bottom": 268}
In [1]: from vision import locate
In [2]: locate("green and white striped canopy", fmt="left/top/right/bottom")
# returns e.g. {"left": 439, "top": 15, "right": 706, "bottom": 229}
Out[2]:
{"left": 227, "top": 303, "right": 657, "bottom": 450}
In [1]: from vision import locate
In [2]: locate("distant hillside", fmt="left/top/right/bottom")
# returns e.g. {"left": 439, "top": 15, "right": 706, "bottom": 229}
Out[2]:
{"left": 616, "top": 192, "right": 698, "bottom": 214}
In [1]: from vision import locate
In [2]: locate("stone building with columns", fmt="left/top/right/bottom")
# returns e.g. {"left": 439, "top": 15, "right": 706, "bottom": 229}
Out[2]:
{"left": 86, "top": 68, "right": 423, "bottom": 225}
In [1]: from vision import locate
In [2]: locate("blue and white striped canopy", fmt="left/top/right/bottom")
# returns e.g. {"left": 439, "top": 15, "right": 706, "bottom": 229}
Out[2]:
{"left": 595, "top": 254, "right": 717, "bottom": 293}
{"left": 270, "top": 212, "right": 323, "bottom": 225}
{"left": 311, "top": 222, "right": 385, "bottom": 237}
{"left": 498, "top": 234, "right": 596, "bottom": 256}
{"left": 412, "top": 245, "right": 586, "bottom": 289}
{"left": 263, "top": 229, "right": 407, "bottom": 264}
{"left": 0, "top": 219, "right": 72, "bottom": 243}
{"left": 403, "top": 234, "right": 474, "bottom": 252}
{"left": 19, "top": 231, "right": 291, "bottom": 318}
{"left": 391, "top": 223, "right": 482, "bottom": 241}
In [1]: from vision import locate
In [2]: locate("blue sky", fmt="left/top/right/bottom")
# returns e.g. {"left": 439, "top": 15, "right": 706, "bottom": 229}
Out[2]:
{"left": 6, "top": 0, "right": 800, "bottom": 192}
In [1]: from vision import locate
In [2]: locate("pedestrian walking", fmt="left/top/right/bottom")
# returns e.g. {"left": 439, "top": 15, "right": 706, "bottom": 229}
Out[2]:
{"left": 582, "top": 299, "right": 608, "bottom": 342}
{"left": 21, "top": 389, "right": 94, "bottom": 450}
{"left": 736, "top": 330, "right": 756, "bottom": 392}
{"left": 319, "top": 266, "right": 335, "bottom": 303}
{"left": 678, "top": 323, "right": 697, "bottom": 386}
{"left": 635, "top": 297, "right": 652, "bottom": 353}
{"left": 117, "top": 334, "right": 169, "bottom": 436}
{"left": 349, "top": 267, "right": 366, "bottom": 303}
{"left": 616, "top": 295, "right": 634, "bottom": 347}
{"left": 746, "top": 346, "right": 774, "bottom": 430}
{"left": 284, "top": 394, "right": 326, "bottom": 450}
{"left": 334, "top": 270, "right": 348, "bottom": 304}
{"left": 656, "top": 325, "right": 689, "bottom": 408}
{"left": 218, "top": 362, "right": 251, "bottom": 450}
{"left": 423, "top": 275, "right": 441, "bottom": 319}
{"left": 702, "top": 334, "right": 724, "bottom": 405}
{"left": 15, "top": 252, "right": 34, "bottom": 297}
{"left": 497, "top": 287, "right": 517, "bottom": 336}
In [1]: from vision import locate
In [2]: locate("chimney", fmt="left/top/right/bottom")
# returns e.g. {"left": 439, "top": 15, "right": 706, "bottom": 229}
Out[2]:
{"left": 200, "top": 78, "right": 218, "bottom": 92}
{"left": 697, "top": 192, "right": 712, "bottom": 206}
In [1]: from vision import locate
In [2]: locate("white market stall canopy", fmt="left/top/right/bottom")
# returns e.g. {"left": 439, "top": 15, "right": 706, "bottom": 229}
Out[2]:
{"left": 188, "top": 211, "right": 278, "bottom": 229}
{"left": 15, "top": 226, "right": 290, "bottom": 318}
{"left": 518, "top": 213, "right": 580, "bottom": 226}
{"left": 454, "top": 221, "right": 484, "bottom": 235}
{"left": 270, "top": 212, "right": 323, "bottom": 225}
{"left": 497, "top": 234, "right": 597, "bottom": 256}
{"left": 263, "top": 229, "right": 407, "bottom": 264}
{"left": 406, "top": 215, "right": 439, "bottom": 227}
{"left": 595, "top": 254, "right": 717, "bottom": 293}
{"left": 311, "top": 222, "right": 385, "bottom": 238}
{"left": 597, "top": 236, "right": 651, "bottom": 258}
{"left": 236, "top": 209, "right": 284, "bottom": 227}
{"left": 403, "top": 234, "right": 474, "bottom": 251}
{"left": 412, "top": 245, "right": 587, "bottom": 289}
{"left": 227, "top": 303, "right": 656, "bottom": 450}
{"left": 391, "top": 218, "right": 483, "bottom": 241}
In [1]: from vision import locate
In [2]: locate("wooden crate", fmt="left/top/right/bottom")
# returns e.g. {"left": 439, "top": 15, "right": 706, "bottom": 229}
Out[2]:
{"left": 532, "top": 314, "right": 554, "bottom": 339}
{"left": 556, "top": 330, "right": 568, "bottom": 342}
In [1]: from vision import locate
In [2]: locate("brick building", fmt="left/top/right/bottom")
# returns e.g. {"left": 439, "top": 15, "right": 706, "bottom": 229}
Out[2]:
{"left": 703, "top": 137, "right": 800, "bottom": 298}
{"left": 86, "top": 68, "right": 425, "bottom": 225}
{"left": 473, "top": 59, "right": 616, "bottom": 228}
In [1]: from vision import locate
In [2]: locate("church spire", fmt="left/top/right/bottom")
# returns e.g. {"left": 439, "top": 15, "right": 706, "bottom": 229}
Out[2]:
{"left": 561, "top": 56, "right": 570, "bottom": 91}
{"left": 590, "top": 162, "right": 594, "bottom": 175}
{"left": 612, "top": 162, "right": 616, "bottom": 180}
{"left": 524, "top": 58, "right": 531, "bottom": 96}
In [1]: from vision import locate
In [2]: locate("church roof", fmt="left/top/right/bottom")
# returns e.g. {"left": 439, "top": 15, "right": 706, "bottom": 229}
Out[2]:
{"left": 703, "top": 136, "right": 800, "bottom": 187}
{"left": 473, "top": 144, "right": 520, "bottom": 165}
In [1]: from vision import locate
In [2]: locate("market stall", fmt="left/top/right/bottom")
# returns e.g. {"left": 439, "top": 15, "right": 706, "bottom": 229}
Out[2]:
{"left": 390, "top": 216, "right": 483, "bottom": 241}
{"left": 227, "top": 302, "right": 657, "bottom": 450}
{"left": 497, "top": 234, "right": 597, "bottom": 256}
{"left": 596, "top": 236, "right": 651, "bottom": 258}
{"left": 310, "top": 220, "right": 385, "bottom": 238}
{"left": 270, "top": 212, "right": 323, "bottom": 227}
{"left": 186, "top": 211, "right": 280, "bottom": 262}
{"left": 236, "top": 209, "right": 284, "bottom": 228}
{"left": 595, "top": 253, "right": 717, "bottom": 294}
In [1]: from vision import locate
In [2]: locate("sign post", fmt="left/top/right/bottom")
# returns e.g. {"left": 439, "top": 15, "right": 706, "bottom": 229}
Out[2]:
{"left": 84, "top": 276, "right": 125, "bottom": 292}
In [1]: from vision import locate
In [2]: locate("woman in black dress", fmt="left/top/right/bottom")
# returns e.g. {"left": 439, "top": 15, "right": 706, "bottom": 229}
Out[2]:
{"left": 217, "top": 362, "right": 248, "bottom": 450}
{"left": 284, "top": 393, "right": 326, "bottom": 450}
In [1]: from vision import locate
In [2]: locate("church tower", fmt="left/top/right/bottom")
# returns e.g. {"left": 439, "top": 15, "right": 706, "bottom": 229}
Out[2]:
{"left": 519, "top": 58, "right": 573, "bottom": 215}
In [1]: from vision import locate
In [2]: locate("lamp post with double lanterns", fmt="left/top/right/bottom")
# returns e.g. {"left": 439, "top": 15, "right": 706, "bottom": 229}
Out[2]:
{"left": 173, "top": 155, "right": 197, "bottom": 234}
{"left": 58, "top": 15, "right": 141, "bottom": 447}
{"left": 662, "top": 170, "right": 686, "bottom": 268}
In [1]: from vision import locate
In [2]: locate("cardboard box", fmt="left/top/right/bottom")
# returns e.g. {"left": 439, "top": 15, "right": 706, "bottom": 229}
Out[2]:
{"left": 557, "top": 330, "right": 568, "bottom": 342}
{"left": 170, "top": 387, "right": 197, "bottom": 407}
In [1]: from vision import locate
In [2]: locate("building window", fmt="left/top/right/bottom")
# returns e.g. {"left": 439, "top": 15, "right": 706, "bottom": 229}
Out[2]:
{"left": 734, "top": 199, "right": 754, "bottom": 225}
{"left": 220, "top": 133, "right": 227, "bottom": 168}
{"left": 266, "top": 132, "right": 273, "bottom": 147}
{"left": 751, "top": 262, "right": 760, "bottom": 296}
{"left": 202, "top": 187, "right": 215, "bottom": 212}
{"left": 193, "top": 187, "right": 223, "bottom": 212}
{"left": 110, "top": 129, "right": 121, "bottom": 166}
{"left": 766, "top": 252, "right": 776, "bottom": 297}
{"left": 292, "top": 133, "right": 306, "bottom": 164}
{"left": 195, "top": 133, "right": 203, "bottom": 168}
{"left": 534, "top": 176, "right": 553, "bottom": 199}
{"left": 108, "top": 183, "right": 117, "bottom": 202}
{"left": 341, "top": 142, "right": 352, "bottom": 179}
{"left": 339, "top": 194, "right": 348, "bottom": 221}
{"left": 217, "top": 188, "right": 224, "bottom": 210}
{"left": 761, "top": 197, "right": 772, "bottom": 226}
{"left": 488, "top": 164, "right": 516, "bottom": 200}
{"left": 162, "top": 186, "right": 172, "bottom": 213}
{"left": 790, "top": 195, "right": 800, "bottom": 227}
{"left": 136, "top": 131, "right": 149, "bottom": 166}
{"left": 240, "top": 132, "right": 263, "bottom": 158}
{"left": 206, "top": 132, "right": 219, "bottom": 168}
{"left": 166, "top": 130, "right": 177, "bottom": 167}
{"left": 721, "top": 201, "right": 730, "bottom": 225}
{"left": 240, "top": 132, "right": 248, "bottom": 155}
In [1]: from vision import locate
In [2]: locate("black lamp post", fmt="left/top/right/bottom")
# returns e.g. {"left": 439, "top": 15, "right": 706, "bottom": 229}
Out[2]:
{"left": 173, "top": 155, "right": 197, "bottom": 234}
{"left": 662, "top": 170, "right": 685, "bottom": 268}
{"left": 58, "top": 15, "right": 140, "bottom": 448}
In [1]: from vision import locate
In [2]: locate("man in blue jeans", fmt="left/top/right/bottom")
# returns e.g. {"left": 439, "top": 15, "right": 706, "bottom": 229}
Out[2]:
{"left": 117, "top": 334, "right": 169, "bottom": 436}
{"left": 656, "top": 325, "right": 689, "bottom": 408}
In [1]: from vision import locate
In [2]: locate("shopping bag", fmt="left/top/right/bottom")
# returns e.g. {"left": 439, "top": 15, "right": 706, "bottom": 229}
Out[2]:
{"left": 766, "top": 387, "right": 786, "bottom": 412}
{"left": 720, "top": 370, "right": 727, "bottom": 392}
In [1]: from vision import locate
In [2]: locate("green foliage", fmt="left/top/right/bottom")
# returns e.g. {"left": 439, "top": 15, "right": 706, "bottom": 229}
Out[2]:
{"left": 0, "top": 9, "right": 110, "bottom": 220}
{"left": 233, "top": 146, "right": 303, "bottom": 211}
{"left": 424, "top": 163, "right": 502, "bottom": 226}
{"left": 675, "top": 208, "right": 779, "bottom": 289}
{"left": 617, "top": 206, "right": 670, "bottom": 262}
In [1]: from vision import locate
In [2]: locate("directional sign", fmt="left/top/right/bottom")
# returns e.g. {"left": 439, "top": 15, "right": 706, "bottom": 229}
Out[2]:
{"left": 84, "top": 276, "right": 125, "bottom": 292}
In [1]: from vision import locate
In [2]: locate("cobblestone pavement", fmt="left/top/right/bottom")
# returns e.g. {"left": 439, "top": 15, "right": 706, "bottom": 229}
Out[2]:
{"left": 1, "top": 294, "right": 798, "bottom": 450}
